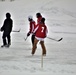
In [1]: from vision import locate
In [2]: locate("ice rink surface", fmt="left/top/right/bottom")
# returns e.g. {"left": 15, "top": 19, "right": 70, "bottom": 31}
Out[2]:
{"left": 0, "top": 0, "right": 76, "bottom": 75}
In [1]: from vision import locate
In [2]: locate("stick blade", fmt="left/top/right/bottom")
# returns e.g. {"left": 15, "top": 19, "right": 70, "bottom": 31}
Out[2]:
{"left": 24, "top": 36, "right": 28, "bottom": 41}
{"left": 58, "top": 38, "right": 63, "bottom": 41}
{"left": 12, "top": 29, "right": 21, "bottom": 32}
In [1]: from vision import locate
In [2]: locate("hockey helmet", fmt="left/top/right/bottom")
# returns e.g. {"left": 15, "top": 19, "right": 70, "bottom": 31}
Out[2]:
{"left": 28, "top": 15, "right": 33, "bottom": 21}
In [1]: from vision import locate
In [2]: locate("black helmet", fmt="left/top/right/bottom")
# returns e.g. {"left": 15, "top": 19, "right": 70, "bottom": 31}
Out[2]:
{"left": 41, "top": 17, "right": 45, "bottom": 23}
{"left": 36, "top": 12, "right": 42, "bottom": 18}
{"left": 6, "top": 12, "right": 11, "bottom": 18}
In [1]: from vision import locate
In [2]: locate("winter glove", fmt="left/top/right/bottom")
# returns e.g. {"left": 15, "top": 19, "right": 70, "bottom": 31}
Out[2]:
{"left": 0, "top": 27, "right": 4, "bottom": 32}
{"left": 0, "top": 28, "right": 2, "bottom": 31}
{"left": 27, "top": 32, "right": 30, "bottom": 36}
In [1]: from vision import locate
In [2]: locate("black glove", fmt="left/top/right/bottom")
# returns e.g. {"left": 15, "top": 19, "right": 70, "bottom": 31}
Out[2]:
{"left": 0, "top": 28, "right": 2, "bottom": 31}
{"left": 27, "top": 32, "right": 30, "bottom": 36}
{"left": 0, "top": 27, "right": 4, "bottom": 32}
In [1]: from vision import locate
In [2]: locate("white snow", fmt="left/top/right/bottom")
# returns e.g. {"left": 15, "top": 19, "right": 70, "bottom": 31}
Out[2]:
{"left": 0, "top": 0, "right": 76, "bottom": 75}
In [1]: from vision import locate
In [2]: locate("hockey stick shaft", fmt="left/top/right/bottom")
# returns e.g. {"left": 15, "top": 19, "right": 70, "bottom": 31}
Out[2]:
{"left": 0, "top": 29, "right": 20, "bottom": 32}
{"left": 47, "top": 37, "right": 63, "bottom": 42}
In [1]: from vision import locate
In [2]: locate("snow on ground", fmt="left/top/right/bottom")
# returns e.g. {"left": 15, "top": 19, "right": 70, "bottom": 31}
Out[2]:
{"left": 0, "top": 0, "right": 76, "bottom": 75}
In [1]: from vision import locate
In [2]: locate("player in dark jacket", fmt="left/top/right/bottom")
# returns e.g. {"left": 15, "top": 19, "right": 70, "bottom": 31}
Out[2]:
{"left": 0, "top": 12, "right": 13, "bottom": 47}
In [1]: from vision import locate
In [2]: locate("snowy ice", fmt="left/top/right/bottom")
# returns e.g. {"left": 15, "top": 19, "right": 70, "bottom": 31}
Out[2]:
{"left": 0, "top": 0, "right": 76, "bottom": 75}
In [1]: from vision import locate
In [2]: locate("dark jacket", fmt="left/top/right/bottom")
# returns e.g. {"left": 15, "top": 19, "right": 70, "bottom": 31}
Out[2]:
{"left": 1, "top": 18, "right": 13, "bottom": 34}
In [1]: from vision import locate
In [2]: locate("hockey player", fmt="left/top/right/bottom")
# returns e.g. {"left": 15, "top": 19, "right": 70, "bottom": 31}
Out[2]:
{"left": 32, "top": 17, "right": 48, "bottom": 56}
{"left": 36, "top": 12, "right": 42, "bottom": 24}
{"left": 27, "top": 15, "right": 36, "bottom": 46}
{"left": 0, "top": 12, "right": 13, "bottom": 47}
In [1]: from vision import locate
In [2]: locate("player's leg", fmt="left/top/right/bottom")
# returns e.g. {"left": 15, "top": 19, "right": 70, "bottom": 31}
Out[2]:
{"left": 40, "top": 41, "right": 46, "bottom": 56}
{"left": 7, "top": 34, "right": 11, "bottom": 47}
{"left": 31, "top": 34, "right": 35, "bottom": 46}
{"left": 1, "top": 33, "right": 7, "bottom": 47}
{"left": 32, "top": 38, "right": 38, "bottom": 55}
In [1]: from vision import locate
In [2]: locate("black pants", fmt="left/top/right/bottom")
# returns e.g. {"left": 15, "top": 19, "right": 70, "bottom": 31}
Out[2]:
{"left": 2, "top": 32, "right": 11, "bottom": 45}
{"left": 31, "top": 34, "right": 35, "bottom": 46}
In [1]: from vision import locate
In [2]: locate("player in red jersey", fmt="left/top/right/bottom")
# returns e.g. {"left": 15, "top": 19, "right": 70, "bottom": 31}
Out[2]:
{"left": 27, "top": 15, "right": 36, "bottom": 46}
{"left": 32, "top": 17, "right": 48, "bottom": 56}
{"left": 36, "top": 12, "right": 42, "bottom": 24}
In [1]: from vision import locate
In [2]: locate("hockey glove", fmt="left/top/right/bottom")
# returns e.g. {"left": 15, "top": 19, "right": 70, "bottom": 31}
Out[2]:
{"left": 27, "top": 32, "right": 30, "bottom": 36}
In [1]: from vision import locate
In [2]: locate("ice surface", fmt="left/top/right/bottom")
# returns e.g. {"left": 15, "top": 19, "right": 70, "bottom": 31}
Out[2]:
{"left": 0, "top": 0, "right": 76, "bottom": 75}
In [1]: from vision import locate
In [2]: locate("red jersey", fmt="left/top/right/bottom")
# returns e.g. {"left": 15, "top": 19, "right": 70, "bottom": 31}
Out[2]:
{"left": 34, "top": 23, "right": 48, "bottom": 38}
{"left": 29, "top": 20, "right": 36, "bottom": 33}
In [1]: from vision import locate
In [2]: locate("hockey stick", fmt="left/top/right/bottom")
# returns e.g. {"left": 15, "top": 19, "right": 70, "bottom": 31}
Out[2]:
{"left": 24, "top": 36, "right": 28, "bottom": 41}
{"left": 47, "top": 37, "right": 63, "bottom": 42}
{"left": 12, "top": 29, "right": 21, "bottom": 32}
{"left": 0, "top": 29, "right": 20, "bottom": 32}
{"left": 41, "top": 52, "right": 43, "bottom": 69}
